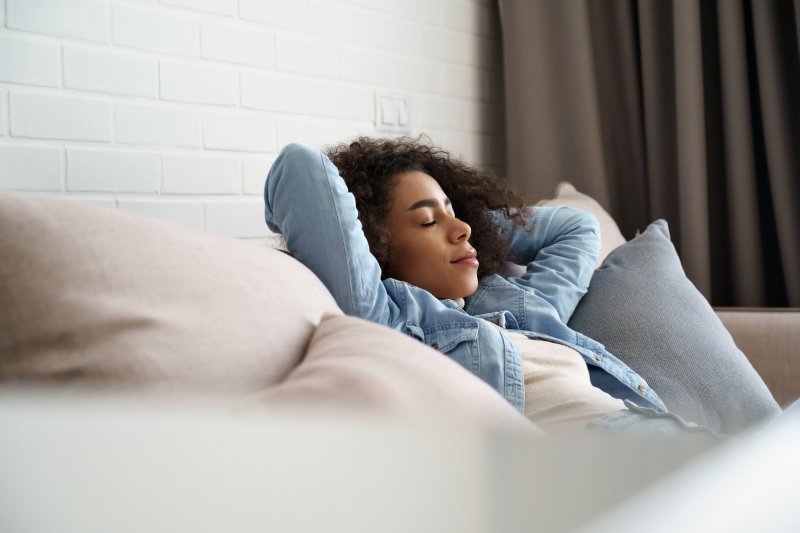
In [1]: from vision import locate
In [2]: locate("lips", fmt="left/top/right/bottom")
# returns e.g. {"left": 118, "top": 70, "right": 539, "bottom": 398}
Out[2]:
{"left": 451, "top": 249, "right": 479, "bottom": 267}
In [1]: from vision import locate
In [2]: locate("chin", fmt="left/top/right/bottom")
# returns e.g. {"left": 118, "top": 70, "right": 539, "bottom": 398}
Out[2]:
{"left": 461, "top": 287, "right": 478, "bottom": 299}
{"left": 451, "top": 283, "right": 479, "bottom": 300}
{"left": 422, "top": 277, "right": 478, "bottom": 300}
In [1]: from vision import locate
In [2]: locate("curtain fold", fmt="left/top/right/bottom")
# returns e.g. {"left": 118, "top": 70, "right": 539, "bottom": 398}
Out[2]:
{"left": 750, "top": 1, "right": 800, "bottom": 304}
{"left": 499, "top": 0, "right": 800, "bottom": 306}
{"left": 716, "top": 1, "right": 766, "bottom": 305}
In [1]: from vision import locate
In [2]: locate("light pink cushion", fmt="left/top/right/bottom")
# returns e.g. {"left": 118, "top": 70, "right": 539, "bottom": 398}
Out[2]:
{"left": 255, "top": 314, "right": 534, "bottom": 430}
{"left": 0, "top": 192, "right": 341, "bottom": 393}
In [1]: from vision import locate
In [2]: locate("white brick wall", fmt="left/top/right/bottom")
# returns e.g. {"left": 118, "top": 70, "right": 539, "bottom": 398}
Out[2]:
{"left": 338, "top": 48, "right": 394, "bottom": 86}
{"left": 67, "top": 147, "right": 160, "bottom": 193}
{"left": 202, "top": 112, "right": 276, "bottom": 152}
{"left": 276, "top": 117, "right": 361, "bottom": 153}
{"left": 116, "top": 103, "right": 202, "bottom": 147}
{"left": 201, "top": 22, "right": 274, "bottom": 67}
{"left": 0, "top": 0, "right": 505, "bottom": 238}
{"left": 10, "top": 92, "right": 113, "bottom": 141}
{"left": 7, "top": 0, "right": 108, "bottom": 42}
{"left": 205, "top": 198, "right": 268, "bottom": 238}
{"left": 64, "top": 46, "right": 157, "bottom": 97}
{"left": 161, "top": 0, "right": 237, "bottom": 17}
{"left": 160, "top": 61, "right": 238, "bottom": 106}
{"left": 242, "top": 154, "right": 276, "bottom": 195}
{"left": 415, "top": 96, "right": 466, "bottom": 131}
{"left": 275, "top": 35, "right": 338, "bottom": 78}
{"left": 0, "top": 144, "right": 63, "bottom": 191}
{"left": 241, "top": 72, "right": 306, "bottom": 114}
{"left": 239, "top": 0, "right": 305, "bottom": 30}
{"left": 162, "top": 153, "right": 240, "bottom": 194}
{"left": 0, "top": 89, "right": 6, "bottom": 136}
{"left": 112, "top": 4, "right": 198, "bottom": 56}
{"left": 0, "top": 34, "right": 60, "bottom": 87}
{"left": 308, "top": 81, "right": 371, "bottom": 121}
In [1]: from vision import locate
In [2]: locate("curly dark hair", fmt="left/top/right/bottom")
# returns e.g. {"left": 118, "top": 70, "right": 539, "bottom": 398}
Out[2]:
{"left": 325, "top": 136, "right": 530, "bottom": 279}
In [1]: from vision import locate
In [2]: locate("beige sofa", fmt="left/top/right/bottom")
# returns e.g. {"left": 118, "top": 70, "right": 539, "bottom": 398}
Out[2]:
{"left": 715, "top": 307, "right": 799, "bottom": 407}
{"left": 1, "top": 184, "right": 798, "bottom": 532}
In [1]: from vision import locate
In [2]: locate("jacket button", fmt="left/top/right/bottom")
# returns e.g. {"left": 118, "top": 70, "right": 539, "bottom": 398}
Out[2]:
{"left": 638, "top": 384, "right": 647, "bottom": 393}
{"left": 430, "top": 343, "right": 439, "bottom": 350}
{"left": 593, "top": 355, "right": 602, "bottom": 363}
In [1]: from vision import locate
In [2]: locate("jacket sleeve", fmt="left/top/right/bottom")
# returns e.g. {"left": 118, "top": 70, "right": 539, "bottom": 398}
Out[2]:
{"left": 493, "top": 206, "right": 600, "bottom": 322}
{"left": 264, "top": 143, "right": 392, "bottom": 325}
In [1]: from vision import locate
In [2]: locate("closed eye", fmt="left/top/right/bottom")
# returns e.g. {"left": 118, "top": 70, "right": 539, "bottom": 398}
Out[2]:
{"left": 421, "top": 220, "right": 437, "bottom": 227}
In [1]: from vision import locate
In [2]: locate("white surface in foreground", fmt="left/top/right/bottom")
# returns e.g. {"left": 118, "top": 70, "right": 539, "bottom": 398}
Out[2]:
{"left": 1, "top": 390, "right": 796, "bottom": 532}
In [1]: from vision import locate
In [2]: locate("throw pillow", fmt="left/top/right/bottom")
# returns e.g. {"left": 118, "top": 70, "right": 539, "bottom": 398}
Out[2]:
{"left": 568, "top": 219, "right": 781, "bottom": 434}
{"left": 252, "top": 314, "right": 536, "bottom": 431}
{"left": 0, "top": 192, "right": 342, "bottom": 393}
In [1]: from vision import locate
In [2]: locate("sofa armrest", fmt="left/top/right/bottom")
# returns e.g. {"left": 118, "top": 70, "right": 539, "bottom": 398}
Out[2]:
{"left": 715, "top": 307, "right": 800, "bottom": 408}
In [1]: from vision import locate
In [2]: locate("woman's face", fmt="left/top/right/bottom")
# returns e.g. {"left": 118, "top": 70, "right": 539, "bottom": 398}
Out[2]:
{"left": 383, "top": 170, "right": 479, "bottom": 300}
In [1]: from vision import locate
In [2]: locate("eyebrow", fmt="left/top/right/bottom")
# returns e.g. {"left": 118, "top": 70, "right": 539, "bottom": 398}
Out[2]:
{"left": 406, "top": 197, "right": 451, "bottom": 211}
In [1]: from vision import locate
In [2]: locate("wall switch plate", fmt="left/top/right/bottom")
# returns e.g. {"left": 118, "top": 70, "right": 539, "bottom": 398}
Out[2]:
{"left": 375, "top": 89, "right": 411, "bottom": 133}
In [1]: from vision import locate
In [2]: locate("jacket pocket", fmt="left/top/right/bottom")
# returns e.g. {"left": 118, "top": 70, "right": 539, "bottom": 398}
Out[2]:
{"left": 422, "top": 323, "right": 479, "bottom": 354}
{"left": 403, "top": 322, "right": 426, "bottom": 342}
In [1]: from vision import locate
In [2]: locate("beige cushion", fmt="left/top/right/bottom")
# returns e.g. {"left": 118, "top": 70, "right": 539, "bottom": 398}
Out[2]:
{"left": 537, "top": 181, "right": 626, "bottom": 266}
{"left": 0, "top": 192, "right": 341, "bottom": 393}
{"left": 253, "top": 314, "right": 534, "bottom": 430}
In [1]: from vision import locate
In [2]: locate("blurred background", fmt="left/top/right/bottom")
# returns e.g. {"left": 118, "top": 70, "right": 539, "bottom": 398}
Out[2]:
{"left": 0, "top": 0, "right": 797, "bottom": 306}
{"left": 0, "top": 0, "right": 505, "bottom": 236}
{"left": 500, "top": 0, "right": 800, "bottom": 308}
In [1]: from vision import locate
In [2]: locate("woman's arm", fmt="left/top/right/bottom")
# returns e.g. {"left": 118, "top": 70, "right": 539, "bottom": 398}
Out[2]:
{"left": 264, "top": 143, "right": 392, "bottom": 324}
{"left": 493, "top": 206, "right": 600, "bottom": 322}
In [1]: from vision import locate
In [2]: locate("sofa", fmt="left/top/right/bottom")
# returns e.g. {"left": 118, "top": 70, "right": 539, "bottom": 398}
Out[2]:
{"left": 1, "top": 182, "right": 798, "bottom": 532}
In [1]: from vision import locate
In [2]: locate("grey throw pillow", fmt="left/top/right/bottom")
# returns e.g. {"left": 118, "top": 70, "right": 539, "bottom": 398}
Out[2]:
{"left": 568, "top": 220, "right": 781, "bottom": 434}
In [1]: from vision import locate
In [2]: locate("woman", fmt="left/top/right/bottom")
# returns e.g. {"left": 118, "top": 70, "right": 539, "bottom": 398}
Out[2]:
{"left": 264, "top": 137, "right": 715, "bottom": 437}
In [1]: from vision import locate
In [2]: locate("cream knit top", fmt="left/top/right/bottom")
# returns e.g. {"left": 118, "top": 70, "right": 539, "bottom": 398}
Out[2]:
{"left": 502, "top": 329, "right": 626, "bottom": 431}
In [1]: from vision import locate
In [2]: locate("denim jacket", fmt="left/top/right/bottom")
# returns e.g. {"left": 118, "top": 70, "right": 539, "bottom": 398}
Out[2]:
{"left": 264, "top": 144, "right": 666, "bottom": 414}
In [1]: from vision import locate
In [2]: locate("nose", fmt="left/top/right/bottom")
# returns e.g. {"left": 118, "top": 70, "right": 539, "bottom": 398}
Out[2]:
{"left": 449, "top": 217, "right": 471, "bottom": 243}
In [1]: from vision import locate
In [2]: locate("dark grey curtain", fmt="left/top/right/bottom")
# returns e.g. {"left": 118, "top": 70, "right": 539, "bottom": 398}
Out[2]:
{"left": 499, "top": 0, "right": 800, "bottom": 307}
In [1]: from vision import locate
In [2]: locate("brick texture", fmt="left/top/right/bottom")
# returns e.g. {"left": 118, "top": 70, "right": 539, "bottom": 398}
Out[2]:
{"left": 0, "top": 35, "right": 60, "bottom": 87}
{"left": 0, "top": 144, "right": 63, "bottom": 191}
{"left": 201, "top": 22, "right": 274, "bottom": 67}
{"left": 0, "top": 0, "right": 505, "bottom": 238}
{"left": 112, "top": 4, "right": 198, "bottom": 56}
{"left": 116, "top": 104, "right": 202, "bottom": 148}
{"left": 0, "top": 90, "right": 6, "bottom": 136}
{"left": 10, "top": 93, "right": 113, "bottom": 142}
{"left": 7, "top": 0, "right": 108, "bottom": 42}
{"left": 64, "top": 46, "right": 157, "bottom": 97}
{"left": 203, "top": 112, "right": 276, "bottom": 152}
{"left": 67, "top": 148, "right": 160, "bottom": 193}
{"left": 160, "top": 61, "right": 238, "bottom": 106}
{"left": 162, "top": 153, "right": 240, "bottom": 194}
